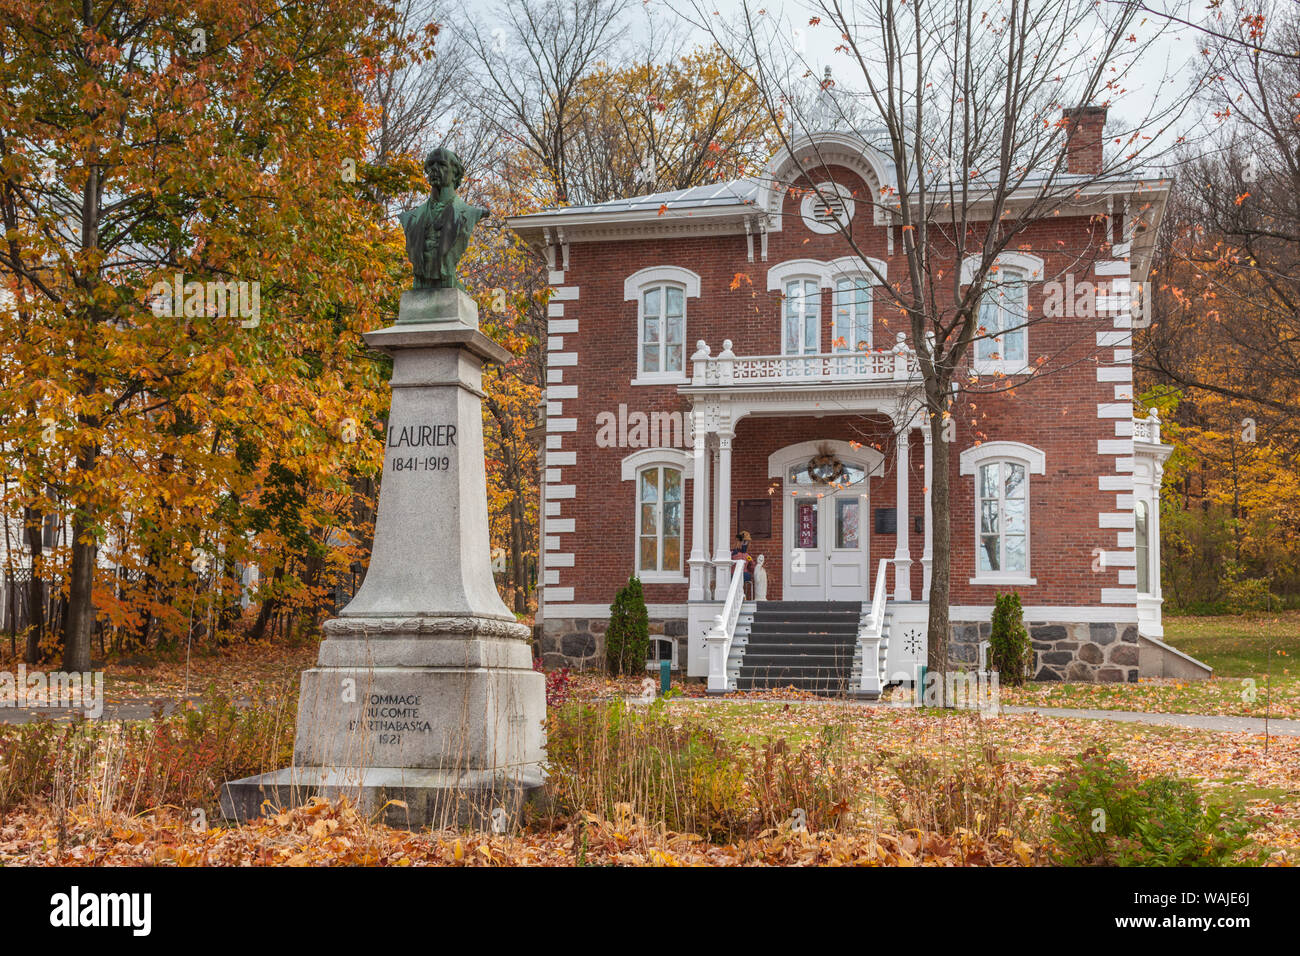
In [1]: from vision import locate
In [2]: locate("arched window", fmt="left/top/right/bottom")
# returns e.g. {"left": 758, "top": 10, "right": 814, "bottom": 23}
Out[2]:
{"left": 977, "top": 459, "right": 1027, "bottom": 574}
{"left": 640, "top": 284, "right": 685, "bottom": 375}
{"left": 962, "top": 252, "right": 1042, "bottom": 375}
{"left": 1135, "top": 500, "right": 1150, "bottom": 594}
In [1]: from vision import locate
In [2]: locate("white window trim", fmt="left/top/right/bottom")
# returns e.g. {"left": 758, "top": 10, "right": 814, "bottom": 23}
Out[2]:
{"left": 962, "top": 252, "right": 1043, "bottom": 376}
{"left": 625, "top": 266, "right": 701, "bottom": 384}
{"left": 767, "top": 256, "right": 888, "bottom": 290}
{"left": 960, "top": 441, "right": 1045, "bottom": 586}
{"left": 623, "top": 448, "right": 692, "bottom": 583}
{"left": 645, "top": 635, "right": 679, "bottom": 671}
{"left": 799, "top": 182, "right": 855, "bottom": 235}
{"left": 959, "top": 251, "right": 1045, "bottom": 285}
{"left": 621, "top": 447, "right": 696, "bottom": 481}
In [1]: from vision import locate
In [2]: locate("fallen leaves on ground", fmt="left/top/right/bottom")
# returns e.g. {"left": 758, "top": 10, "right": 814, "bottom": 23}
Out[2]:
{"left": 0, "top": 799, "right": 1045, "bottom": 867}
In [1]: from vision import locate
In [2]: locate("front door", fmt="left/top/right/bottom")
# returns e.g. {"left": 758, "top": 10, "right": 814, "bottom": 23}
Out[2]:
{"left": 785, "top": 490, "right": 869, "bottom": 601}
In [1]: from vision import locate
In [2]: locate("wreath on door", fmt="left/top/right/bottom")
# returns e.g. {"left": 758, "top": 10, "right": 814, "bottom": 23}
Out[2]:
{"left": 807, "top": 445, "right": 845, "bottom": 485}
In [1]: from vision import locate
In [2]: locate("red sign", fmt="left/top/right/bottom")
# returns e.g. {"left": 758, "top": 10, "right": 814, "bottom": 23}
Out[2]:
{"left": 797, "top": 501, "right": 817, "bottom": 549}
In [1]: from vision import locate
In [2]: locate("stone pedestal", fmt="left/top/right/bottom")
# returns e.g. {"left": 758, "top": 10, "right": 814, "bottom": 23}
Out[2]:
{"left": 221, "top": 289, "right": 545, "bottom": 830}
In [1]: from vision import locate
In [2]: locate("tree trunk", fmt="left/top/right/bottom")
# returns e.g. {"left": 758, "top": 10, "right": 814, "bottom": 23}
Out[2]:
{"left": 509, "top": 484, "right": 526, "bottom": 613}
{"left": 63, "top": 508, "right": 96, "bottom": 671}
{"left": 23, "top": 504, "right": 44, "bottom": 664}
{"left": 925, "top": 408, "right": 953, "bottom": 707}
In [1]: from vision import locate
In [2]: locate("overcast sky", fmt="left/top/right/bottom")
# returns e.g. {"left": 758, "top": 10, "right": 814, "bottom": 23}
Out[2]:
{"left": 666, "top": 0, "right": 1207, "bottom": 142}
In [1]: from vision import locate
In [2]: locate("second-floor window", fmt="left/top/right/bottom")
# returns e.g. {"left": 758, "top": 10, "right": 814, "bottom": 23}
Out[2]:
{"left": 833, "top": 277, "right": 872, "bottom": 351}
{"left": 784, "top": 279, "right": 821, "bottom": 354}
{"left": 640, "top": 284, "right": 685, "bottom": 376}
{"left": 975, "top": 273, "right": 1029, "bottom": 372}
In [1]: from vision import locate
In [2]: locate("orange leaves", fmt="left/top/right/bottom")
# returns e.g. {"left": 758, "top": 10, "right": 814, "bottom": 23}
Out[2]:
{"left": 729, "top": 272, "right": 752, "bottom": 290}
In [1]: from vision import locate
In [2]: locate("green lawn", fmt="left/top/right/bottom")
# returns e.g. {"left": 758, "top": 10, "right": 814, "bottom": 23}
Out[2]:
{"left": 999, "top": 611, "right": 1299, "bottom": 718}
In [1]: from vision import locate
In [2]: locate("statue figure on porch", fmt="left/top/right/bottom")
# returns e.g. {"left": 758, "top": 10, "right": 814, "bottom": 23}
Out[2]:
{"left": 753, "top": 554, "right": 768, "bottom": 602}
{"left": 399, "top": 147, "right": 489, "bottom": 290}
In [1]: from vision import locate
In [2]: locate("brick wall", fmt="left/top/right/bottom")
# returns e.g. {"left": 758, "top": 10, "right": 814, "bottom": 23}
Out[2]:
{"left": 540, "top": 159, "right": 1134, "bottom": 654}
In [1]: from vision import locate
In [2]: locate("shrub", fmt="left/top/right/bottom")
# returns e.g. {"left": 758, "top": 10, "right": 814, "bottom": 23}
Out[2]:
{"left": 749, "top": 728, "right": 853, "bottom": 834}
{"left": 533, "top": 659, "right": 575, "bottom": 708}
{"left": 1048, "top": 749, "right": 1253, "bottom": 866}
{"left": 542, "top": 699, "right": 747, "bottom": 839}
{"left": 887, "top": 749, "right": 1031, "bottom": 840}
{"left": 541, "top": 701, "right": 853, "bottom": 840}
{"left": 605, "top": 576, "right": 649, "bottom": 676}
{"left": 0, "top": 686, "right": 294, "bottom": 816}
{"left": 988, "top": 591, "right": 1032, "bottom": 684}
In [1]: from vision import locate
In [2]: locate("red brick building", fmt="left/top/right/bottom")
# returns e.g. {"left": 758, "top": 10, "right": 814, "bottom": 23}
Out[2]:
{"left": 508, "top": 113, "right": 1187, "bottom": 692}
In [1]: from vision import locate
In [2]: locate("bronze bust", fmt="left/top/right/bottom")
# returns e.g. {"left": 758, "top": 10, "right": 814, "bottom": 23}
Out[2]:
{"left": 399, "top": 147, "right": 488, "bottom": 290}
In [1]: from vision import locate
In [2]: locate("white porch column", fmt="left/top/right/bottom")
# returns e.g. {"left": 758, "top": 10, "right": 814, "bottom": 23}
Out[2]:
{"left": 687, "top": 416, "right": 711, "bottom": 602}
{"left": 712, "top": 428, "right": 734, "bottom": 594}
{"left": 893, "top": 419, "right": 913, "bottom": 601}
{"left": 1151, "top": 462, "right": 1164, "bottom": 601}
{"left": 922, "top": 422, "right": 933, "bottom": 601}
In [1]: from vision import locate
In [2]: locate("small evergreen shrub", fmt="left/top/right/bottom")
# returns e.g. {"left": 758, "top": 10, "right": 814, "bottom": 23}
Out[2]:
{"left": 605, "top": 576, "right": 649, "bottom": 676}
{"left": 1048, "top": 749, "right": 1253, "bottom": 866}
{"left": 988, "top": 591, "right": 1032, "bottom": 684}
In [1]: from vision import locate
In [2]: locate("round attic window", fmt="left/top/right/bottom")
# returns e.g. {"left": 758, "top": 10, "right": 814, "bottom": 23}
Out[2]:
{"left": 800, "top": 182, "right": 855, "bottom": 235}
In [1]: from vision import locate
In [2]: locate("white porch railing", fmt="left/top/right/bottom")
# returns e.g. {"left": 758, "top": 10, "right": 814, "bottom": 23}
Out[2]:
{"left": 690, "top": 333, "right": 920, "bottom": 387}
{"left": 1132, "top": 408, "right": 1161, "bottom": 443}
{"left": 705, "top": 558, "right": 749, "bottom": 693}
{"left": 857, "top": 559, "right": 891, "bottom": 697}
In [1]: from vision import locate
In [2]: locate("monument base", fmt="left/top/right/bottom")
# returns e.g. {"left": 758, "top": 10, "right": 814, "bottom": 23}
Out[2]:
{"left": 220, "top": 617, "right": 547, "bottom": 832}
{"left": 217, "top": 290, "right": 548, "bottom": 833}
{"left": 219, "top": 765, "right": 545, "bottom": 830}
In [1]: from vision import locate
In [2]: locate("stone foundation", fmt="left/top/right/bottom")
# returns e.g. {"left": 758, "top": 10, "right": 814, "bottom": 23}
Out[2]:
{"left": 539, "top": 616, "right": 687, "bottom": 670}
{"left": 949, "top": 621, "right": 1139, "bottom": 683}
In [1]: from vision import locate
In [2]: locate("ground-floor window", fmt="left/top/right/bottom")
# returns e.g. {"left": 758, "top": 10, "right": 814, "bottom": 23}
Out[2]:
{"left": 977, "top": 459, "right": 1028, "bottom": 574}
{"left": 637, "top": 465, "right": 683, "bottom": 577}
{"left": 1135, "top": 499, "right": 1150, "bottom": 594}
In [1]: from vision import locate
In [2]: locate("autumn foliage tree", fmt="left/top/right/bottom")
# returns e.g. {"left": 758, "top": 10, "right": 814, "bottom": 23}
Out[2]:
{"left": 1139, "top": 4, "right": 1300, "bottom": 608}
{"left": 0, "top": 0, "right": 428, "bottom": 667}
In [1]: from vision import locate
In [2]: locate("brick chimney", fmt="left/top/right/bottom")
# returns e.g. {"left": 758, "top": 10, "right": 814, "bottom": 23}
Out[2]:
{"left": 1062, "top": 105, "right": 1107, "bottom": 175}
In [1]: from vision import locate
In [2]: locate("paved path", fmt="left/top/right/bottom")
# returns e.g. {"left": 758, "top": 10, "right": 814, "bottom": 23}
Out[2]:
{"left": 668, "top": 695, "right": 1300, "bottom": 736}
{"left": 0, "top": 697, "right": 203, "bottom": 724}
{"left": 1003, "top": 704, "right": 1300, "bottom": 737}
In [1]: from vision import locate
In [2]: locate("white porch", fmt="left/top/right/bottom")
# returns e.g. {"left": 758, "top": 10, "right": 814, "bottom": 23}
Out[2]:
{"left": 680, "top": 341, "right": 1175, "bottom": 693}
{"left": 681, "top": 335, "right": 931, "bottom": 690}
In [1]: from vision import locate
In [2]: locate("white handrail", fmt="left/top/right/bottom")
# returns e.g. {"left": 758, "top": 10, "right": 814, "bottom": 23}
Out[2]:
{"left": 857, "top": 559, "right": 891, "bottom": 696}
{"left": 705, "top": 558, "right": 749, "bottom": 693}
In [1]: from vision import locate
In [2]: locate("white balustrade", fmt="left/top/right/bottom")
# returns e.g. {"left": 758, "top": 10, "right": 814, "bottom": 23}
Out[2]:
{"left": 690, "top": 333, "right": 920, "bottom": 387}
